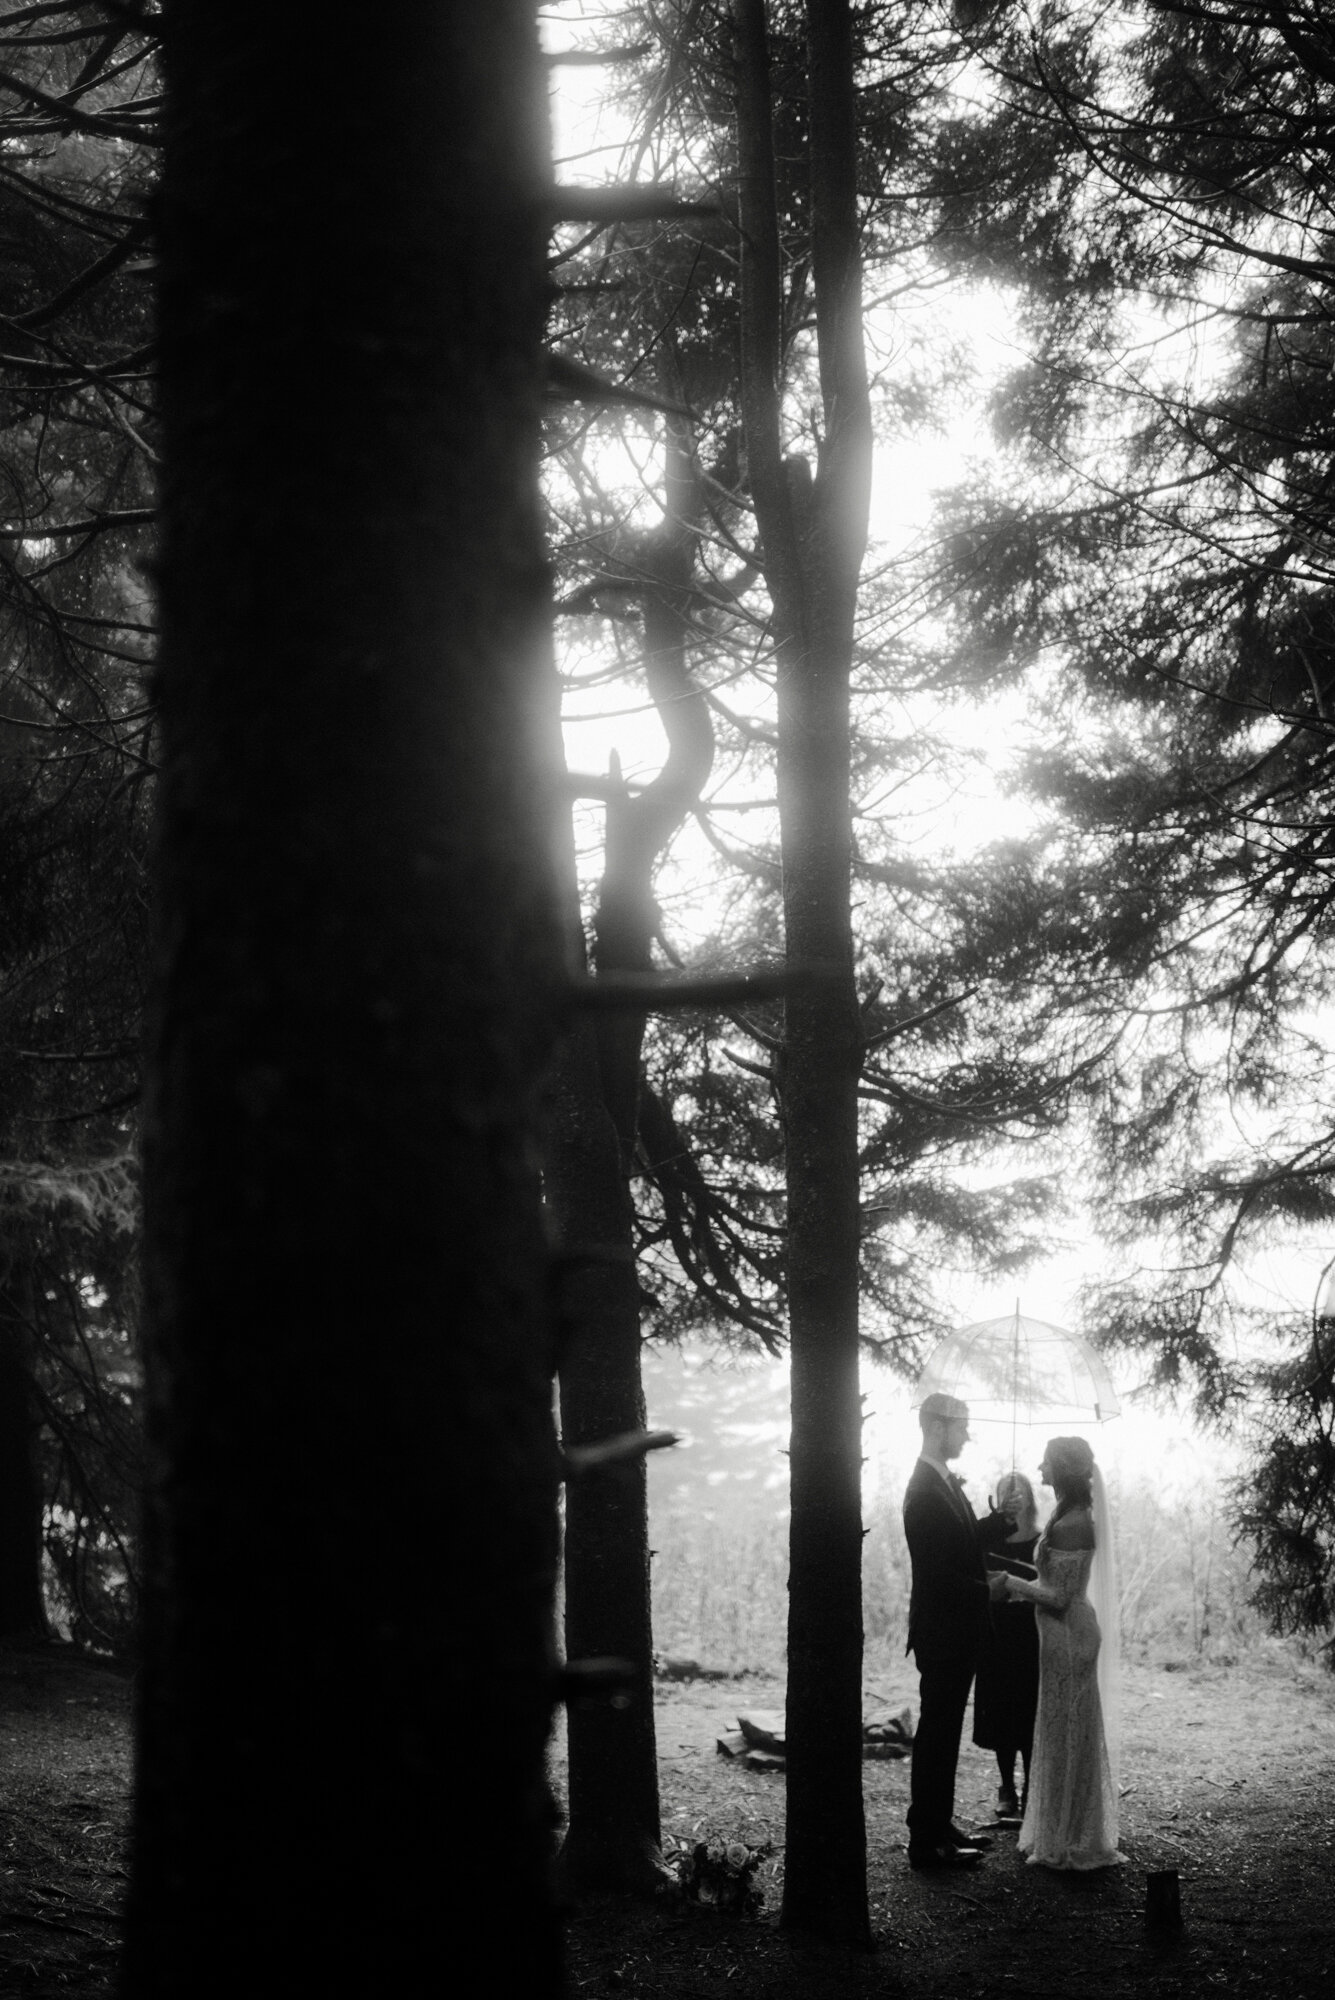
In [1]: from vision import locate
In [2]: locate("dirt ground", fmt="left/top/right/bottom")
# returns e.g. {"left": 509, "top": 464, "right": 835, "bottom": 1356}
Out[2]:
{"left": 2, "top": 1639, "right": 1332, "bottom": 1996}
{"left": 0, "top": 1642, "right": 127, "bottom": 1996}
{"left": 555, "top": 1646, "right": 1335, "bottom": 1999}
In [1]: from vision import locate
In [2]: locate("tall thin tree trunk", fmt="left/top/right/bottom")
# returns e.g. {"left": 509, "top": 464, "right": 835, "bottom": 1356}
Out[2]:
{"left": 547, "top": 1032, "right": 662, "bottom": 1892}
{"left": 0, "top": 1279, "right": 47, "bottom": 1639}
{"left": 550, "top": 461, "right": 713, "bottom": 1893}
{"left": 734, "top": 0, "right": 873, "bottom": 1944}
{"left": 782, "top": 0, "right": 874, "bottom": 1944}
{"left": 125, "top": 8, "right": 563, "bottom": 1994}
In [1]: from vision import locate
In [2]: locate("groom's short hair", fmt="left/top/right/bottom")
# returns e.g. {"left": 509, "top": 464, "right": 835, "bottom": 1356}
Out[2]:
{"left": 919, "top": 1392, "right": 968, "bottom": 1430}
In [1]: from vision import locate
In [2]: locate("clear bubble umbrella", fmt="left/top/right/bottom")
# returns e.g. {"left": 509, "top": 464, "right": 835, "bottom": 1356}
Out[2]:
{"left": 913, "top": 1306, "right": 1121, "bottom": 1468}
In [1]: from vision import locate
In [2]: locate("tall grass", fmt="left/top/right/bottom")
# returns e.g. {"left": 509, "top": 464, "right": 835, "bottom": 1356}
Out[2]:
{"left": 651, "top": 1506, "right": 791, "bottom": 1669}
{"left": 649, "top": 1472, "right": 1280, "bottom": 1675}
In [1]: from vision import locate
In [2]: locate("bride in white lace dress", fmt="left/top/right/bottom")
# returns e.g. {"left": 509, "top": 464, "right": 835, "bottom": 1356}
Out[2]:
{"left": 997, "top": 1435, "right": 1122, "bottom": 1870}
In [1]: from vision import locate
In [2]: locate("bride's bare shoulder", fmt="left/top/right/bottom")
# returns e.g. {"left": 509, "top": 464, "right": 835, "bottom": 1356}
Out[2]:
{"left": 1046, "top": 1507, "right": 1095, "bottom": 1551}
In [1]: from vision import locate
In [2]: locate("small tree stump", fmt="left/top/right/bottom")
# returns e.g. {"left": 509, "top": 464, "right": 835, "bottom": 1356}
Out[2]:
{"left": 1145, "top": 1869, "right": 1182, "bottom": 1928}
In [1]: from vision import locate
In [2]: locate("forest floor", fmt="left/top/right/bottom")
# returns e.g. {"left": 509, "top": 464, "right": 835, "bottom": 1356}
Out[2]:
{"left": 1, "top": 1639, "right": 1332, "bottom": 1997}
{"left": 0, "top": 1641, "right": 126, "bottom": 1996}
{"left": 555, "top": 1644, "right": 1335, "bottom": 2000}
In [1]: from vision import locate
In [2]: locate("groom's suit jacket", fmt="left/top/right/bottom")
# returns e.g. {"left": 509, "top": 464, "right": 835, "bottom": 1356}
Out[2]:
{"left": 902, "top": 1458, "right": 996, "bottom": 1665}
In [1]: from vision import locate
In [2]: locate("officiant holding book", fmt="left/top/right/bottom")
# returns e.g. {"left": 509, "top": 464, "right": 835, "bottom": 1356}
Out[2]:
{"left": 974, "top": 1471, "right": 1041, "bottom": 1821}
{"left": 902, "top": 1393, "right": 1012, "bottom": 1870}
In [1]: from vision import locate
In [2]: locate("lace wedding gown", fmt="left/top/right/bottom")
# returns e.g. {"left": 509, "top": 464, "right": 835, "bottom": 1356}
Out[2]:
{"left": 1014, "top": 1542, "right": 1121, "bottom": 1870}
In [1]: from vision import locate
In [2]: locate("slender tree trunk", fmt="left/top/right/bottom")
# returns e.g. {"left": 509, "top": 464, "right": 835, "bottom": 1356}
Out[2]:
{"left": 125, "top": 9, "right": 563, "bottom": 1994}
{"left": 782, "top": 0, "right": 874, "bottom": 1943}
{"left": 734, "top": 0, "right": 873, "bottom": 1944}
{"left": 550, "top": 458, "right": 713, "bottom": 1893}
{"left": 547, "top": 1021, "right": 662, "bottom": 1893}
{"left": 0, "top": 1280, "right": 47, "bottom": 1639}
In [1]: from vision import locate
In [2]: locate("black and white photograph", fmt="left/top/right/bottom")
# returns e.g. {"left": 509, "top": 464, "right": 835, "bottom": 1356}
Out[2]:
{"left": 0, "top": 5, "right": 1331, "bottom": 1997}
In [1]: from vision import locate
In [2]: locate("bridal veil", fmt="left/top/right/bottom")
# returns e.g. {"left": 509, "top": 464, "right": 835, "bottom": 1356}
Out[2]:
{"left": 1089, "top": 1458, "right": 1121, "bottom": 1801}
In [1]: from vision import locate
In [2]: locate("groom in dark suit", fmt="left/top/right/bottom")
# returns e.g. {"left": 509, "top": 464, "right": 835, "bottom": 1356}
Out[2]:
{"left": 903, "top": 1392, "right": 1009, "bottom": 1869}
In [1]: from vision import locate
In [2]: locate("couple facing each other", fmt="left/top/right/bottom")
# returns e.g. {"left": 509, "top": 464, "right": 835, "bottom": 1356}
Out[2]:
{"left": 901, "top": 1391, "right": 1121, "bottom": 1872}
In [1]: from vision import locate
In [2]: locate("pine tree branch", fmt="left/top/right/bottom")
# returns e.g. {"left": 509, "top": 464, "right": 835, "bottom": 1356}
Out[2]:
{"left": 13, "top": 216, "right": 151, "bottom": 330}
{"left": 546, "top": 351, "right": 696, "bottom": 416}
{"left": 567, "top": 964, "right": 839, "bottom": 1012}
{"left": 0, "top": 507, "right": 153, "bottom": 539}
{"left": 549, "top": 185, "right": 719, "bottom": 223}
{"left": 544, "top": 45, "right": 653, "bottom": 68}
{"left": 0, "top": 65, "right": 162, "bottom": 143}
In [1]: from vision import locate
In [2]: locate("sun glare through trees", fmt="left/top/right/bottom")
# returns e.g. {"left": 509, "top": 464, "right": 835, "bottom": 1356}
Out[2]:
{"left": 539, "top": 0, "right": 1335, "bottom": 1714}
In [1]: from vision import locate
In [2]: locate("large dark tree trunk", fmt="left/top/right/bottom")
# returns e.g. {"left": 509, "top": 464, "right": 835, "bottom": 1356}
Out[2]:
{"left": 734, "top": 0, "right": 873, "bottom": 1944}
{"left": 124, "top": 8, "right": 563, "bottom": 1995}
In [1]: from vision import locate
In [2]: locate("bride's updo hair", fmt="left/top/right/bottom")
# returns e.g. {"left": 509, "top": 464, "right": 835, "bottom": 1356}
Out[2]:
{"left": 1046, "top": 1435, "right": 1095, "bottom": 1515}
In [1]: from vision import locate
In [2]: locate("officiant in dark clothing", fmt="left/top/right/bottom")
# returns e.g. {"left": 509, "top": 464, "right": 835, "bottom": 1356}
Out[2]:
{"left": 902, "top": 1392, "right": 1010, "bottom": 1870}
{"left": 973, "top": 1469, "right": 1041, "bottom": 1821}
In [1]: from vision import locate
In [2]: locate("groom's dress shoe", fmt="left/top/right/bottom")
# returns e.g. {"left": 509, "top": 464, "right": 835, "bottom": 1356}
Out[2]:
{"left": 907, "top": 1842, "right": 984, "bottom": 1870}
{"left": 948, "top": 1826, "right": 994, "bottom": 1850}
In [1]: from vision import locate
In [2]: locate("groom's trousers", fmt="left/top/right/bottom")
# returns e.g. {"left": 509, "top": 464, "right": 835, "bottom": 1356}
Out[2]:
{"left": 907, "top": 1653, "right": 976, "bottom": 1842}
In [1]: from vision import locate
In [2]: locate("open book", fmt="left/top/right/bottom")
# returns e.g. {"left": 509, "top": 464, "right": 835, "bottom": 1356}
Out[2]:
{"left": 986, "top": 1552, "right": 1038, "bottom": 1580}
